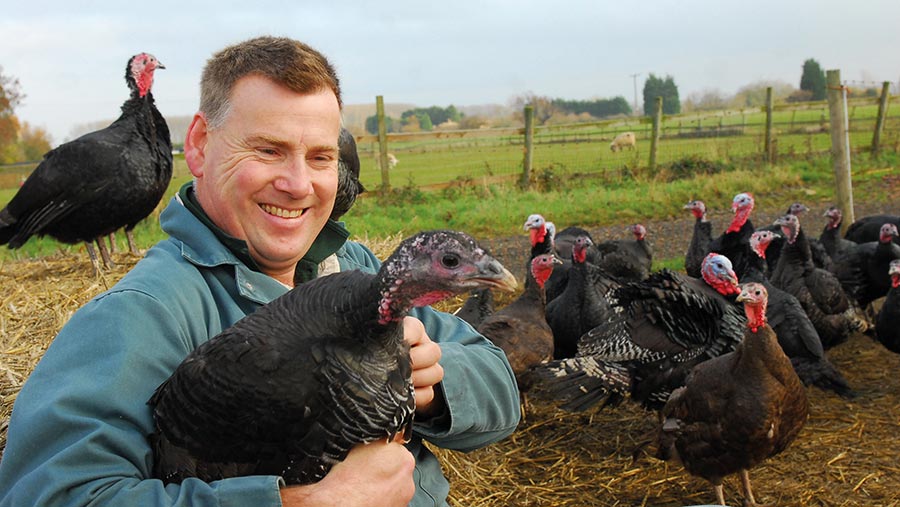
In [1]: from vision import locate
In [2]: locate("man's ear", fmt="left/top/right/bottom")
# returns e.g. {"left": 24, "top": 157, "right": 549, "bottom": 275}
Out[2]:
{"left": 184, "top": 113, "right": 209, "bottom": 177}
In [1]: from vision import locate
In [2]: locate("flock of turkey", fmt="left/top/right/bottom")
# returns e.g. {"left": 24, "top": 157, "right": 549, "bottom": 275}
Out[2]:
{"left": 459, "top": 194, "right": 899, "bottom": 506}
{"left": 2, "top": 53, "right": 900, "bottom": 506}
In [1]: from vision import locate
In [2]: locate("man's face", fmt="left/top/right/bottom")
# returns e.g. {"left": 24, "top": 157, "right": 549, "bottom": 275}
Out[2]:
{"left": 188, "top": 75, "right": 341, "bottom": 284}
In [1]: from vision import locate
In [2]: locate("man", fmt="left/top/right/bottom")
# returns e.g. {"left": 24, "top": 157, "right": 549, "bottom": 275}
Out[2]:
{"left": 0, "top": 36, "right": 520, "bottom": 507}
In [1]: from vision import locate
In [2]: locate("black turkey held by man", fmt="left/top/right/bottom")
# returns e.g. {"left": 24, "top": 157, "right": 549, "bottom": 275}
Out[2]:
{"left": 655, "top": 283, "right": 808, "bottom": 507}
{"left": 148, "top": 230, "right": 517, "bottom": 485}
{"left": 0, "top": 53, "right": 172, "bottom": 272}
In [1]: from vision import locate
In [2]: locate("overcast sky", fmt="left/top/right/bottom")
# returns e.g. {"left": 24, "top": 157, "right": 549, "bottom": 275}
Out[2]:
{"left": 2, "top": 0, "right": 899, "bottom": 146}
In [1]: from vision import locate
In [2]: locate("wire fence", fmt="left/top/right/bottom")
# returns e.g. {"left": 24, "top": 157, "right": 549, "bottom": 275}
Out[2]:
{"left": 355, "top": 95, "right": 900, "bottom": 190}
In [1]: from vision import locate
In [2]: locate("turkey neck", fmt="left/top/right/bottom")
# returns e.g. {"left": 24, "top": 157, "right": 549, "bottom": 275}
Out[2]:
{"left": 119, "top": 91, "right": 170, "bottom": 176}
{"left": 781, "top": 225, "right": 813, "bottom": 265}
{"left": 727, "top": 207, "right": 753, "bottom": 233}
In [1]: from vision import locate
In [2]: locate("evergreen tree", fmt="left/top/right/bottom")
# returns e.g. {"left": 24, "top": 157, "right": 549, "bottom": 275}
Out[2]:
{"left": 642, "top": 73, "right": 680, "bottom": 115}
{"left": 365, "top": 114, "right": 395, "bottom": 134}
{"left": 799, "top": 58, "right": 826, "bottom": 101}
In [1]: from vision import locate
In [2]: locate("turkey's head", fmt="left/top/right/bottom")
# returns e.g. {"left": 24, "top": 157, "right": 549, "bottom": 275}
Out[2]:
{"left": 572, "top": 235, "right": 593, "bottom": 264}
{"left": 774, "top": 214, "right": 801, "bottom": 245}
{"left": 787, "top": 202, "right": 810, "bottom": 216}
{"left": 523, "top": 214, "right": 548, "bottom": 246}
{"left": 701, "top": 253, "right": 740, "bottom": 296}
{"left": 750, "top": 230, "right": 781, "bottom": 259}
{"left": 127, "top": 53, "right": 165, "bottom": 98}
{"left": 377, "top": 230, "right": 517, "bottom": 324}
{"left": 823, "top": 206, "right": 843, "bottom": 230}
{"left": 630, "top": 224, "right": 647, "bottom": 241}
{"left": 737, "top": 282, "right": 768, "bottom": 333}
{"left": 331, "top": 127, "right": 365, "bottom": 221}
{"left": 726, "top": 192, "right": 755, "bottom": 233}
{"left": 889, "top": 259, "right": 900, "bottom": 289}
{"left": 879, "top": 223, "right": 899, "bottom": 244}
{"left": 684, "top": 200, "right": 707, "bottom": 220}
{"left": 531, "top": 253, "right": 563, "bottom": 289}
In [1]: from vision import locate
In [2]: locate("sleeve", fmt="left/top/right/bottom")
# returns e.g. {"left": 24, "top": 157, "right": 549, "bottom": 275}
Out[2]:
{"left": 409, "top": 306, "right": 521, "bottom": 452}
{"left": 0, "top": 289, "right": 283, "bottom": 507}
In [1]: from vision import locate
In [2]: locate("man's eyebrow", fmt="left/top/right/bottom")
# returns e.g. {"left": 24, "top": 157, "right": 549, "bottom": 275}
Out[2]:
{"left": 247, "top": 135, "right": 337, "bottom": 154}
{"left": 247, "top": 134, "right": 291, "bottom": 148}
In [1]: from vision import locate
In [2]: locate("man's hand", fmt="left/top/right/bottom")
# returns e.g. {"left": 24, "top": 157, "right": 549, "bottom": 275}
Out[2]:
{"left": 403, "top": 316, "right": 445, "bottom": 417}
{"left": 280, "top": 441, "right": 415, "bottom": 507}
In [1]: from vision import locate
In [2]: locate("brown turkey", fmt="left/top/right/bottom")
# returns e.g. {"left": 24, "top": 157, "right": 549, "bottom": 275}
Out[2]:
{"left": 148, "top": 230, "right": 517, "bottom": 485}
{"left": 748, "top": 230, "right": 855, "bottom": 398}
{"left": 654, "top": 282, "right": 808, "bottom": 507}
{"left": 769, "top": 213, "right": 863, "bottom": 349}
{"left": 683, "top": 199, "right": 712, "bottom": 278}
{"left": 0, "top": 53, "right": 172, "bottom": 273}
{"left": 875, "top": 260, "right": 900, "bottom": 354}
{"left": 477, "top": 253, "right": 562, "bottom": 387}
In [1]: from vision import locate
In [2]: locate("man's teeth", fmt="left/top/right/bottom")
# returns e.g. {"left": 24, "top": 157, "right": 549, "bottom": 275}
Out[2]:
{"left": 261, "top": 204, "right": 303, "bottom": 218}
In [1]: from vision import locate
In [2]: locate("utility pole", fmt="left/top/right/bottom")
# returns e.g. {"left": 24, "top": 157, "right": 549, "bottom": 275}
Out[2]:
{"left": 630, "top": 73, "right": 641, "bottom": 115}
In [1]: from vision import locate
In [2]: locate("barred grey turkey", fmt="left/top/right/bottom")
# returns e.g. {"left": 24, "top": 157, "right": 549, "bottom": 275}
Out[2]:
{"left": 148, "top": 230, "right": 517, "bottom": 485}
{"left": 0, "top": 53, "right": 171, "bottom": 272}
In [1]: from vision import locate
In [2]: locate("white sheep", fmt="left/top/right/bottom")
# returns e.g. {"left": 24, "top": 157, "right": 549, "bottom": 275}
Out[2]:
{"left": 377, "top": 152, "right": 398, "bottom": 169}
{"left": 609, "top": 132, "right": 637, "bottom": 152}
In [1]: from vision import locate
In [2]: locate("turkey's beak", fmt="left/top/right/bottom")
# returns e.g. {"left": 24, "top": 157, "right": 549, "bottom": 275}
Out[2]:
{"left": 551, "top": 255, "right": 564, "bottom": 265}
{"left": 472, "top": 258, "right": 518, "bottom": 293}
{"left": 156, "top": 62, "right": 166, "bottom": 70}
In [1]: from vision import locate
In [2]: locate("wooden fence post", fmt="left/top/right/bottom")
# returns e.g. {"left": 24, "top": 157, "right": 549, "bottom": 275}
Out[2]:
{"left": 376, "top": 95, "right": 390, "bottom": 193}
{"left": 649, "top": 97, "right": 662, "bottom": 171}
{"left": 520, "top": 105, "right": 534, "bottom": 189}
{"left": 826, "top": 69, "right": 855, "bottom": 232}
{"left": 764, "top": 87, "right": 774, "bottom": 164}
{"left": 872, "top": 81, "right": 891, "bottom": 158}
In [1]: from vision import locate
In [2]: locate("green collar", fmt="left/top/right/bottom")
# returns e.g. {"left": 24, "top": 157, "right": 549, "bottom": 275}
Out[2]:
{"left": 178, "top": 182, "right": 350, "bottom": 282}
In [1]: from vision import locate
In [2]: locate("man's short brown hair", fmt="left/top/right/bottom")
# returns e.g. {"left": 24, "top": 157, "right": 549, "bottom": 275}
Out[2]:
{"left": 200, "top": 36, "right": 342, "bottom": 128}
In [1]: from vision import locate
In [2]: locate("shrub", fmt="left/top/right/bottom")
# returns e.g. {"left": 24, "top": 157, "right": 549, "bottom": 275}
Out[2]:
{"left": 662, "top": 155, "right": 734, "bottom": 181}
